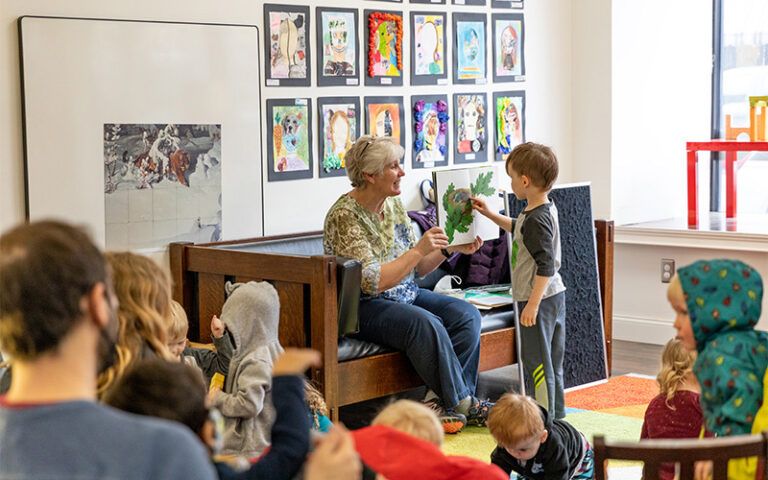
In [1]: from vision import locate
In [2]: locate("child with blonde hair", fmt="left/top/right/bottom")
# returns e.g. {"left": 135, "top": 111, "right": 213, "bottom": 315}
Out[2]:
{"left": 372, "top": 399, "right": 444, "bottom": 447}
{"left": 97, "top": 251, "right": 174, "bottom": 396}
{"left": 168, "top": 300, "right": 233, "bottom": 386}
{"left": 488, "top": 393, "right": 593, "bottom": 479}
{"left": 641, "top": 339, "right": 710, "bottom": 480}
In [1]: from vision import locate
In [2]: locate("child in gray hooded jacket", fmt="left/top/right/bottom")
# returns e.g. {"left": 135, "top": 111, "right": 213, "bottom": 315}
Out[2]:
{"left": 208, "top": 280, "right": 284, "bottom": 458}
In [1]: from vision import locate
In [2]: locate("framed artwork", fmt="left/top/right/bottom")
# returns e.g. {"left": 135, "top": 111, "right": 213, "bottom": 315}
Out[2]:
{"left": 452, "top": 0, "right": 486, "bottom": 4}
{"left": 363, "top": 96, "right": 405, "bottom": 151}
{"left": 453, "top": 93, "right": 488, "bottom": 164}
{"left": 266, "top": 98, "right": 313, "bottom": 181}
{"left": 410, "top": 0, "right": 447, "bottom": 5}
{"left": 492, "top": 13, "right": 525, "bottom": 82}
{"left": 364, "top": 10, "right": 404, "bottom": 87}
{"left": 19, "top": 16, "right": 263, "bottom": 250}
{"left": 410, "top": 12, "right": 448, "bottom": 86}
{"left": 317, "top": 97, "right": 361, "bottom": 178}
{"left": 412, "top": 95, "right": 450, "bottom": 169}
{"left": 264, "top": 4, "right": 311, "bottom": 87}
{"left": 491, "top": 0, "right": 523, "bottom": 8}
{"left": 493, "top": 90, "right": 525, "bottom": 162}
{"left": 452, "top": 13, "right": 487, "bottom": 85}
{"left": 316, "top": 7, "right": 359, "bottom": 87}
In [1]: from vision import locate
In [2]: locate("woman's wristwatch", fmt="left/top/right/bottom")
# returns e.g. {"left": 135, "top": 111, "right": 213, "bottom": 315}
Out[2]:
{"left": 441, "top": 248, "right": 451, "bottom": 258}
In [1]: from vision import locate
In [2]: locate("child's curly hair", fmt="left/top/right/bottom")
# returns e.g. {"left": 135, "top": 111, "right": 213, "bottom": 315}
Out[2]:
{"left": 657, "top": 338, "right": 697, "bottom": 408}
{"left": 305, "top": 380, "right": 328, "bottom": 429}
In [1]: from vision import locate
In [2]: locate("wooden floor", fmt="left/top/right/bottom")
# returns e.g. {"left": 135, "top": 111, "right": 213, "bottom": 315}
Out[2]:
{"left": 611, "top": 339, "right": 664, "bottom": 377}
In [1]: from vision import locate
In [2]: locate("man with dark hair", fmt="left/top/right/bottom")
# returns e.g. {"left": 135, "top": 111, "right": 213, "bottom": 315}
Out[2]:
{"left": 0, "top": 220, "right": 216, "bottom": 480}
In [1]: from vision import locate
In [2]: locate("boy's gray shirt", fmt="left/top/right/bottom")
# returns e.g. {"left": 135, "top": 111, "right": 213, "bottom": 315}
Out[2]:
{"left": 510, "top": 202, "right": 566, "bottom": 302}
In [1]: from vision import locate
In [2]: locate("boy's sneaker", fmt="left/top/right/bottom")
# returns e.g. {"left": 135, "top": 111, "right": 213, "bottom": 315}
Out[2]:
{"left": 423, "top": 397, "right": 467, "bottom": 434}
{"left": 466, "top": 398, "right": 494, "bottom": 427}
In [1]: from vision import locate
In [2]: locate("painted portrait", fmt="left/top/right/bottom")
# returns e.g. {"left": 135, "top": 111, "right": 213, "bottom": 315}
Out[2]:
{"left": 267, "top": 9, "right": 308, "bottom": 79}
{"left": 413, "top": 97, "right": 449, "bottom": 165}
{"left": 456, "top": 95, "right": 486, "bottom": 154}
{"left": 103, "top": 123, "right": 222, "bottom": 249}
{"left": 367, "top": 11, "right": 403, "bottom": 78}
{"left": 494, "top": 17, "right": 523, "bottom": 78}
{"left": 272, "top": 105, "right": 310, "bottom": 172}
{"left": 413, "top": 14, "right": 445, "bottom": 76}
{"left": 456, "top": 20, "right": 485, "bottom": 80}
{"left": 321, "top": 11, "right": 356, "bottom": 77}
{"left": 368, "top": 103, "right": 401, "bottom": 145}
{"left": 319, "top": 100, "right": 358, "bottom": 176}
{"left": 495, "top": 94, "right": 524, "bottom": 156}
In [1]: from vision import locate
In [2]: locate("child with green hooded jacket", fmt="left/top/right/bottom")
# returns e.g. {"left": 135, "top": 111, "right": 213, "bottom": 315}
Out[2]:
{"left": 669, "top": 259, "right": 766, "bottom": 480}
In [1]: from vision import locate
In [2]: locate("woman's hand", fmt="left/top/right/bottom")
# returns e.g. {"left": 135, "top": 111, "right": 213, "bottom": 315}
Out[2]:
{"left": 415, "top": 227, "right": 449, "bottom": 257}
{"left": 449, "top": 236, "right": 483, "bottom": 256}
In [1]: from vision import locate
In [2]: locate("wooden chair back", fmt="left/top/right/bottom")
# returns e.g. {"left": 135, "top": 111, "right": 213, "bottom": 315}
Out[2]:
{"left": 593, "top": 433, "right": 768, "bottom": 480}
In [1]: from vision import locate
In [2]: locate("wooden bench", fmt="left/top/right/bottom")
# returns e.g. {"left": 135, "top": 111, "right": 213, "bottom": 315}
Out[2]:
{"left": 169, "top": 220, "right": 614, "bottom": 420}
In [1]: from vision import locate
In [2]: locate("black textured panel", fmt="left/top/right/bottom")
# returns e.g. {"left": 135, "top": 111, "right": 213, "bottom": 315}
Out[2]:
{"left": 507, "top": 184, "right": 607, "bottom": 388}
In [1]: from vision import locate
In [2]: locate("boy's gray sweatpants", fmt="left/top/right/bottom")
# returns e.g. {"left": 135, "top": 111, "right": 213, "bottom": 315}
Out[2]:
{"left": 518, "top": 291, "right": 566, "bottom": 419}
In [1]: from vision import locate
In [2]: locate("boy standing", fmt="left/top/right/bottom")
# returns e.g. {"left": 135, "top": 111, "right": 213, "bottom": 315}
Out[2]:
{"left": 488, "top": 393, "right": 593, "bottom": 480}
{"left": 473, "top": 142, "right": 566, "bottom": 419}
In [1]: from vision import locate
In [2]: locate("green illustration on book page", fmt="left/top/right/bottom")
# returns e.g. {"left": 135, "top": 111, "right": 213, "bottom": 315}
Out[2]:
{"left": 440, "top": 169, "right": 496, "bottom": 244}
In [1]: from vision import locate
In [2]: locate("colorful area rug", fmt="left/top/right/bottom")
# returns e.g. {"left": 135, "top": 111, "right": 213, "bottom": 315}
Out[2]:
{"left": 443, "top": 374, "right": 658, "bottom": 478}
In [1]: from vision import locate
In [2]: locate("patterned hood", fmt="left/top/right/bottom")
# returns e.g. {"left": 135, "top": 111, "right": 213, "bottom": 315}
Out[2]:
{"left": 677, "top": 259, "right": 763, "bottom": 351}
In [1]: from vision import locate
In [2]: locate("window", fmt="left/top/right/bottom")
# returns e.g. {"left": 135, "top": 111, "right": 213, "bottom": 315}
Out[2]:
{"left": 712, "top": 0, "right": 768, "bottom": 215}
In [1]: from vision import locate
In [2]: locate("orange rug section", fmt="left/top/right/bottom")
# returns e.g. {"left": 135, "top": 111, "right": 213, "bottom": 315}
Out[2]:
{"left": 566, "top": 375, "right": 658, "bottom": 412}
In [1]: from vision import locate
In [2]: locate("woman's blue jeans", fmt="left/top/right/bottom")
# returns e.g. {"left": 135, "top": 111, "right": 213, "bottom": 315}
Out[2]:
{"left": 356, "top": 288, "right": 482, "bottom": 408}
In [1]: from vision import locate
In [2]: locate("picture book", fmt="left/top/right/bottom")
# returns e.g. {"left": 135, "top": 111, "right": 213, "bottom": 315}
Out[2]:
{"left": 433, "top": 165, "right": 500, "bottom": 246}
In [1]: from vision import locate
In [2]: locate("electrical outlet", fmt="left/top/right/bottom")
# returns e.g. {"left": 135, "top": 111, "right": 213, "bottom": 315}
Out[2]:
{"left": 661, "top": 258, "right": 675, "bottom": 283}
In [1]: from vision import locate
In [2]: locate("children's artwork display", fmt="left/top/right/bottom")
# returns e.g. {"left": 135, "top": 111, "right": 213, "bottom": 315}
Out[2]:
{"left": 453, "top": 93, "right": 488, "bottom": 164}
{"left": 410, "top": 12, "right": 447, "bottom": 86}
{"left": 364, "top": 10, "right": 404, "bottom": 87}
{"left": 411, "top": 0, "right": 446, "bottom": 4}
{"left": 493, "top": 91, "right": 525, "bottom": 162}
{"left": 492, "top": 13, "right": 525, "bottom": 83}
{"left": 264, "top": 4, "right": 311, "bottom": 87}
{"left": 433, "top": 166, "right": 499, "bottom": 246}
{"left": 266, "top": 98, "right": 313, "bottom": 181}
{"left": 452, "top": 0, "right": 486, "bottom": 5}
{"left": 103, "top": 123, "right": 222, "bottom": 250}
{"left": 317, "top": 97, "right": 360, "bottom": 178}
{"left": 316, "top": 7, "right": 359, "bottom": 87}
{"left": 364, "top": 96, "right": 405, "bottom": 151}
{"left": 412, "top": 95, "right": 450, "bottom": 169}
{"left": 492, "top": 0, "right": 523, "bottom": 8}
{"left": 452, "top": 13, "right": 487, "bottom": 85}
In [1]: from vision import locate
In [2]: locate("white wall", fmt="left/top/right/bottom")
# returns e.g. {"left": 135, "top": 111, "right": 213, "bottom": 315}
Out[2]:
{"left": 0, "top": 0, "right": 575, "bottom": 237}
{"left": 611, "top": 0, "right": 713, "bottom": 226}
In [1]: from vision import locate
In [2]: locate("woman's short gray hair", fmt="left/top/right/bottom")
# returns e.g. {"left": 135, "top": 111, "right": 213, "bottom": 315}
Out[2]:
{"left": 345, "top": 135, "right": 405, "bottom": 188}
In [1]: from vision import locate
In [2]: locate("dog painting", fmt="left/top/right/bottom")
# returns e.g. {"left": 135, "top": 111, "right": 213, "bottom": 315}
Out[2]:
{"left": 272, "top": 105, "right": 310, "bottom": 172}
{"left": 103, "top": 123, "right": 222, "bottom": 250}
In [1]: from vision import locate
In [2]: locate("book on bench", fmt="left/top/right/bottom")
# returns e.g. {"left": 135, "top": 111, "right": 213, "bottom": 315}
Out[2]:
{"left": 433, "top": 165, "right": 501, "bottom": 247}
{"left": 464, "top": 291, "right": 515, "bottom": 308}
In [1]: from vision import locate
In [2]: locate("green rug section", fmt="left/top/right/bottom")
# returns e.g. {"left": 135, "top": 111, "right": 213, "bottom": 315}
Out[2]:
{"left": 442, "top": 410, "right": 643, "bottom": 461}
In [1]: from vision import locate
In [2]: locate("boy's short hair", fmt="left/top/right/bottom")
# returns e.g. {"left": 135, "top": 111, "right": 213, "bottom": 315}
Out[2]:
{"left": 372, "top": 399, "right": 444, "bottom": 447}
{"left": 0, "top": 221, "right": 107, "bottom": 360}
{"left": 506, "top": 142, "right": 559, "bottom": 190}
{"left": 168, "top": 300, "right": 189, "bottom": 340}
{"left": 104, "top": 358, "right": 208, "bottom": 434}
{"left": 488, "top": 393, "right": 545, "bottom": 447}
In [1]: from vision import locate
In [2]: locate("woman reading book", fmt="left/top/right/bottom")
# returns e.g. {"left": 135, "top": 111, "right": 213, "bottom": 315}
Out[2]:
{"left": 323, "top": 135, "right": 493, "bottom": 434}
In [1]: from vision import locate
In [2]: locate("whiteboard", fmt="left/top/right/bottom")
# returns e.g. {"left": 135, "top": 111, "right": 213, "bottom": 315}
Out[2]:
{"left": 19, "top": 16, "right": 263, "bottom": 250}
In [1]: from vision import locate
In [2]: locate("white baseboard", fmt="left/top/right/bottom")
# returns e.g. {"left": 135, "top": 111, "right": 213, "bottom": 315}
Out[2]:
{"left": 613, "top": 314, "right": 675, "bottom": 346}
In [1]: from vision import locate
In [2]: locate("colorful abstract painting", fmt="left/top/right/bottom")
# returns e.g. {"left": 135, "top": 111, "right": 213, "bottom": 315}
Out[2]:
{"left": 494, "top": 91, "right": 525, "bottom": 161}
{"left": 103, "top": 123, "right": 222, "bottom": 249}
{"left": 413, "top": 13, "right": 445, "bottom": 76}
{"left": 365, "top": 10, "right": 403, "bottom": 86}
{"left": 318, "top": 8, "right": 358, "bottom": 86}
{"left": 454, "top": 93, "right": 487, "bottom": 163}
{"left": 455, "top": 16, "right": 486, "bottom": 82}
{"left": 412, "top": 95, "right": 449, "bottom": 167}
{"left": 368, "top": 103, "right": 401, "bottom": 144}
{"left": 318, "top": 97, "right": 359, "bottom": 177}
{"left": 265, "top": 5, "right": 310, "bottom": 86}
